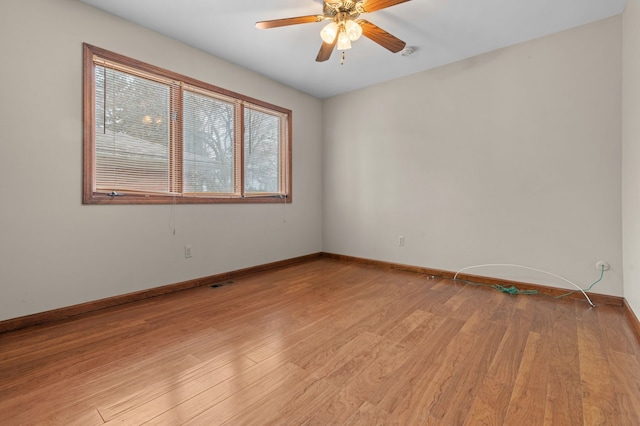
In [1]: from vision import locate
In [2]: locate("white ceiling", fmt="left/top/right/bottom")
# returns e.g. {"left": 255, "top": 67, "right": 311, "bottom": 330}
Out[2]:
{"left": 80, "top": 0, "right": 627, "bottom": 99}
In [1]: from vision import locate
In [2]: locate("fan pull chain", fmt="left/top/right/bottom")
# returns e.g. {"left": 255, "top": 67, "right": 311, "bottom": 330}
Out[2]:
{"left": 341, "top": 51, "right": 345, "bottom": 65}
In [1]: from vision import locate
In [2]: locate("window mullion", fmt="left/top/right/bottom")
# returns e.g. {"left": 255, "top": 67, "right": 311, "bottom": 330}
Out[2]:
{"left": 170, "top": 85, "right": 183, "bottom": 194}
{"left": 280, "top": 115, "right": 287, "bottom": 195}
{"left": 237, "top": 102, "right": 245, "bottom": 197}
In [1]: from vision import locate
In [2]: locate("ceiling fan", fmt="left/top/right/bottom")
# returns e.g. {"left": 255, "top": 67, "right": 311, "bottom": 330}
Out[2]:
{"left": 255, "top": 0, "right": 410, "bottom": 62}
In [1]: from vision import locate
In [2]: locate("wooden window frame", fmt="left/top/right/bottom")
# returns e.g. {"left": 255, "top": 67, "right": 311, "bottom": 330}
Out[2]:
{"left": 83, "top": 43, "right": 292, "bottom": 205}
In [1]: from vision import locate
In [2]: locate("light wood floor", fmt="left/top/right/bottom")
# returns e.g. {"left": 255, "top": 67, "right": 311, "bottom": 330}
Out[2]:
{"left": 1, "top": 258, "right": 639, "bottom": 425}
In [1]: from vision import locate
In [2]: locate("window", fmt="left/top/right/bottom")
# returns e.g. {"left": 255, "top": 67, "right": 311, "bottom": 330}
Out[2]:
{"left": 83, "top": 44, "right": 292, "bottom": 204}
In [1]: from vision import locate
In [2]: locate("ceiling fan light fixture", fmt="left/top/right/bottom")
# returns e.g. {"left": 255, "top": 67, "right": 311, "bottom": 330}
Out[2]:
{"left": 320, "top": 21, "right": 339, "bottom": 43}
{"left": 256, "top": 0, "right": 411, "bottom": 63}
{"left": 345, "top": 19, "right": 362, "bottom": 41}
{"left": 337, "top": 29, "right": 352, "bottom": 50}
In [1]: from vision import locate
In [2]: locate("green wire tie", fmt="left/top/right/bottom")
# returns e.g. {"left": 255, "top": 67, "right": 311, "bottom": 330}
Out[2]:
{"left": 491, "top": 284, "right": 538, "bottom": 295}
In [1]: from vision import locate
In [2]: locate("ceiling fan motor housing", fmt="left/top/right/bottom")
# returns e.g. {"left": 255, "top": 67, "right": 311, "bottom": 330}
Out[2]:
{"left": 335, "top": 11, "right": 359, "bottom": 24}
{"left": 324, "top": 1, "right": 364, "bottom": 18}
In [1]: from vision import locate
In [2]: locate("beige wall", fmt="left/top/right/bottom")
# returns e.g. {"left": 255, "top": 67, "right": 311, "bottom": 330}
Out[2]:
{"left": 0, "top": 0, "right": 632, "bottom": 322}
{"left": 323, "top": 16, "right": 623, "bottom": 296}
{"left": 0, "top": 0, "right": 323, "bottom": 321}
{"left": 623, "top": 0, "right": 640, "bottom": 317}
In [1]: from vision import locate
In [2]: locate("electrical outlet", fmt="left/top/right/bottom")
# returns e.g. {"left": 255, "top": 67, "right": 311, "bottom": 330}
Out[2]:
{"left": 398, "top": 236, "right": 405, "bottom": 247}
{"left": 184, "top": 245, "right": 192, "bottom": 258}
{"left": 595, "top": 261, "right": 610, "bottom": 271}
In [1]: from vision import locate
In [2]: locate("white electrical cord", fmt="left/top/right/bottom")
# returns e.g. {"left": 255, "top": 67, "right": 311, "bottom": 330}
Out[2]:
{"left": 169, "top": 194, "right": 176, "bottom": 235}
{"left": 453, "top": 263, "right": 596, "bottom": 307}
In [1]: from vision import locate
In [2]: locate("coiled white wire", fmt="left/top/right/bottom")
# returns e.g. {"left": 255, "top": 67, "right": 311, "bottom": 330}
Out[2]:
{"left": 453, "top": 263, "right": 596, "bottom": 307}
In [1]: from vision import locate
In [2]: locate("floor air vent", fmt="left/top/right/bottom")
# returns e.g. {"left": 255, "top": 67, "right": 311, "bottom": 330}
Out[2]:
{"left": 210, "top": 280, "right": 235, "bottom": 289}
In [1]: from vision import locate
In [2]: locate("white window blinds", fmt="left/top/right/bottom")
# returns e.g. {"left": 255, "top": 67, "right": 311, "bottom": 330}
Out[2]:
{"left": 244, "top": 106, "right": 284, "bottom": 194}
{"left": 182, "top": 90, "right": 239, "bottom": 194}
{"left": 95, "top": 66, "right": 171, "bottom": 194}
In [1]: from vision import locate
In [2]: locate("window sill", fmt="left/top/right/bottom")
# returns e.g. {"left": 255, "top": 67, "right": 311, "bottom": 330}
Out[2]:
{"left": 83, "top": 192, "right": 292, "bottom": 205}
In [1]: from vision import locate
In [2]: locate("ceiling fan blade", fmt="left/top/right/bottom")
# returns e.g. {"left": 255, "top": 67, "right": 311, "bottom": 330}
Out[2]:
{"left": 360, "top": 0, "right": 411, "bottom": 13}
{"left": 358, "top": 19, "right": 406, "bottom": 53}
{"left": 255, "top": 15, "right": 322, "bottom": 29}
{"left": 316, "top": 37, "right": 338, "bottom": 62}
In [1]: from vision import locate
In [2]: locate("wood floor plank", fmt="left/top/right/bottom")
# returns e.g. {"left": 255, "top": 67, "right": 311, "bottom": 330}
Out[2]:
{"left": 0, "top": 258, "right": 639, "bottom": 425}
{"left": 41, "top": 407, "right": 105, "bottom": 426}
{"left": 243, "top": 289, "right": 393, "bottom": 363}
{"left": 376, "top": 317, "right": 467, "bottom": 419}
{"left": 322, "top": 328, "right": 401, "bottom": 389}
{"left": 425, "top": 323, "right": 507, "bottom": 424}
{"left": 503, "top": 331, "right": 552, "bottom": 425}
{"left": 255, "top": 377, "right": 339, "bottom": 426}
{"left": 303, "top": 387, "right": 365, "bottom": 425}
{"left": 343, "top": 401, "right": 389, "bottom": 425}
{"left": 220, "top": 374, "right": 329, "bottom": 425}
{"left": 249, "top": 296, "right": 395, "bottom": 369}
{"left": 143, "top": 360, "right": 304, "bottom": 425}
{"left": 102, "top": 358, "right": 283, "bottom": 424}
{"left": 8, "top": 353, "right": 203, "bottom": 426}
{"left": 382, "top": 308, "right": 433, "bottom": 343}
{"left": 576, "top": 306, "right": 623, "bottom": 425}
{"left": 385, "top": 329, "right": 478, "bottom": 423}
{"left": 463, "top": 312, "right": 532, "bottom": 425}
{"left": 489, "top": 289, "right": 520, "bottom": 322}
{"left": 384, "top": 315, "right": 504, "bottom": 424}
{"left": 543, "top": 300, "right": 584, "bottom": 425}
{"left": 363, "top": 310, "right": 459, "bottom": 415}
{"left": 0, "top": 324, "right": 212, "bottom": 421}
{"left": 529, "top": 296, "right": 560, "bottom": 336}
{"left": 99, "top": 354, "right": 256, "bottom": 421}
{"left": 304, "top": 331, "right": 383, "bottom": 381}
{"left": 607, "top": 351, "right": 640, "bottom": 425}
{"left": 597, "top": 304, "right": 640, "bottom": 355}
{"left": 341, "top": 339, "right": 413, "bottom": 405}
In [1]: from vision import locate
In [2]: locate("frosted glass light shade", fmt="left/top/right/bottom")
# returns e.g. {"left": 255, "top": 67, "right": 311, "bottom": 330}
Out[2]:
{"left": 337, "top": 30, "right": 352, "bottom": 50}
{"left": 345, "top": 20, "right": 362, "bottom": 41}
{"left": 320, "top": 22, "right": 339, "bottom": 43}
